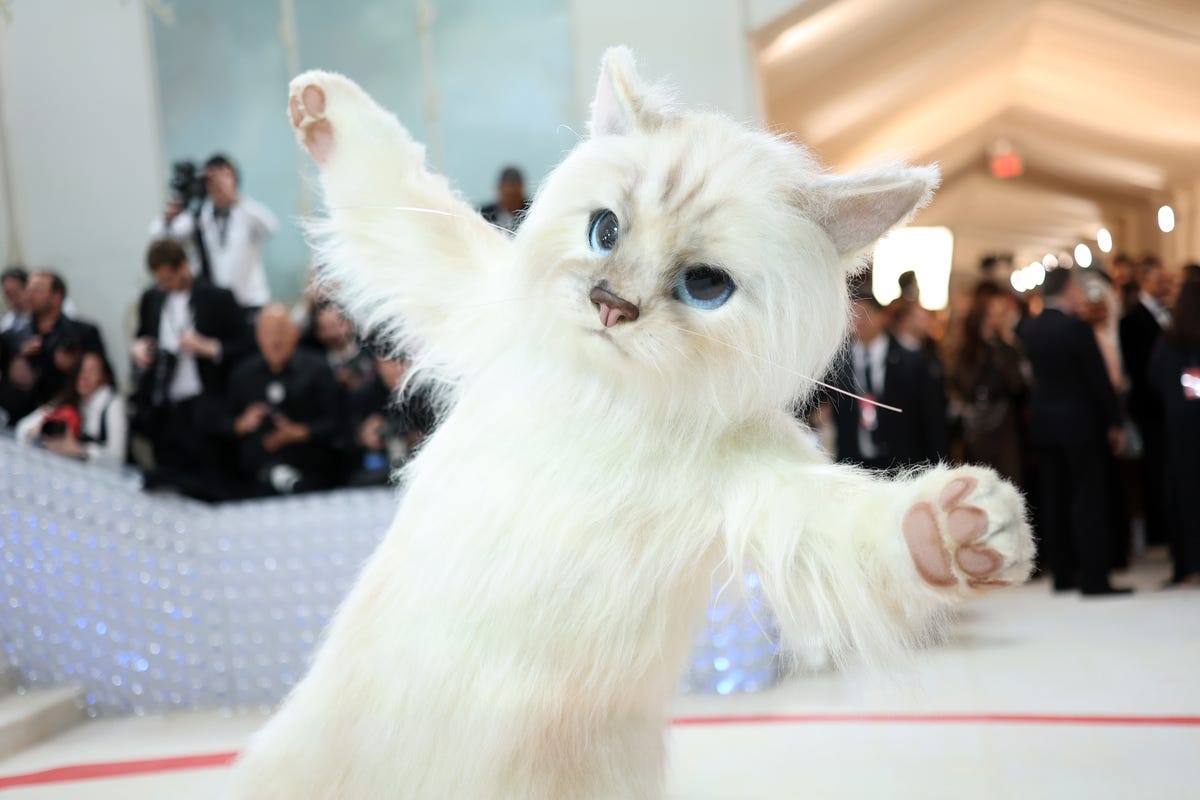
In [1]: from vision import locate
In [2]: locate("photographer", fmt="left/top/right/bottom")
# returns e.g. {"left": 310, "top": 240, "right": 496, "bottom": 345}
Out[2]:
{"left": 1, "top": 271, "right": 106, "bottom": 421}
{"left": 15, "top": 350, "right": 126, "bottom": 468}
{"left": 132, "top": 239, "right": 251, "bottom": 500}
{"left": 345, "top": 354, "right": 436, "bottom": 486}
{"left": 150, "top": 154, "right": 278, "bottom": 314}
{"left": 229, "top": 305, "right": 342, "bottom": 496}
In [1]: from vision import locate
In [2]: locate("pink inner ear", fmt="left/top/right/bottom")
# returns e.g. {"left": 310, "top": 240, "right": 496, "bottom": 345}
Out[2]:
{"left": 814, "top": 167, "right": 938, "bottom": 257}
{"left": 590, "top": 68, "right": 627, "bottom": 137}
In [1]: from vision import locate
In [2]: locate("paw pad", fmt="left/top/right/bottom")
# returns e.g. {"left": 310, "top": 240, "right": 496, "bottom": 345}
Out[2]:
{"left": 288, "top": 82, "right": 333, "bottom": 164}
{"left": 903, "top": 476, "right": 1012, "bottom": 591}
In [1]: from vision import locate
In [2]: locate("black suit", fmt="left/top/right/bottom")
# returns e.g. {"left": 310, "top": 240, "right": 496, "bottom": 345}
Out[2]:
{"left": 228, "top": 350, "right": 343, "bottom": 495}
{"left": 1120, "top": 300, "right": 1168, "bottom": 546}
{"left": 133, "top": 284, "right": 251, "bottom": 501}
{"left": 829, "top": 336, "right": 949, "bottom": 470}
{"left": 1019, "top": 308, "right": 1121, "bottom": 591}
{"left": 478, "top": 200, "right": 531, "bottom": 231}
{"left": 0, "top": 314, "right": 106, "bottom": 424}
{"left": 1149, "top": 339, "right": 1200, "bottom": 582}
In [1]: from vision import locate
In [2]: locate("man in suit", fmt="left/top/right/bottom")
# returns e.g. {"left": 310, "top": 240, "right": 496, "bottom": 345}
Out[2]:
{"left": 1119, "top": 256, "right": 1173, "bottom": 548}
{"left": 1020, "top": 269, "right": 1128, "bottom": 595}
{"left": 828, "top": 293, "right": 949, "bottom": 470}
{"left": 228, "top": 305, "right": 343, "bottom": 496}
{"left": 131, "top": 238, "right": 251, "bottom": 500}
{"left": 0, "top": 271, "right": 107, "bottom": 423}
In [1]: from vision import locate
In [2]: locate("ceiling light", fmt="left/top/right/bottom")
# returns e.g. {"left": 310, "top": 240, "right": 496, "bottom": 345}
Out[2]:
{"left": 1159, "top": 205, "right": 1175, "bottom": 233}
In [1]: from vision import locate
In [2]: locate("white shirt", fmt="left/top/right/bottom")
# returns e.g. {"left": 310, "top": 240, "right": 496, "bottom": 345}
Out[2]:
{"left": 14, "top": 385, "right": 127, "bottom": 468}
{"left": 2, "top": 301, "right": 76, "bottom": 332}
{"left": 152, "top": 196, "right": 278, "bottom": 307}
{"left": 0, "top": 309, "right": 29, "bottom": 333}
{"left": 853, "top": 335, "right": 889, "bottom": 460}
{"left": 1139, "top": 292, "right": 1171, "bottom": 330}
{"left": 158, "top": 291, "right": 204, "bottom": 402}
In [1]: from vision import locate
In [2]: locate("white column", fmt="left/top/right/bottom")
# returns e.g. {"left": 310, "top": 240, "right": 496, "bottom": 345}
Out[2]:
{"left": 0, "top": 0, "right": 163, "bottom": 385}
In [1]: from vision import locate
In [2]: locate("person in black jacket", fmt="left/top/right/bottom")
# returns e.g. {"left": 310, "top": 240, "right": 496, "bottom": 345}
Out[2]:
{"left": 828, "top": 294, "right": 949, "bottom": 470}
{"left": 1119, "top": 256, "right": 1173, "bottom": 548}
{"left": 0, "top": 271, "right": 106, "bottom": 424}
{"left": 1148, "top": 278, "right": 1200, "bottom": 585}
{"left": 229, "top": 305, "right": 342, "bottom": 496}
{"left": 1019, "top": 269, "right": 1128, "bottom": 595}
{"left": 345, "top": 355, "right": 437, "bottom": 486}
{"left": 132, "top": 239, "right": 252, "bottom": 500}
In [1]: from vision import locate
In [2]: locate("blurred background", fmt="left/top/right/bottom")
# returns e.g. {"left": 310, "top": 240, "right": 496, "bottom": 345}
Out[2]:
{"left": 1, "top": 1, "right": 1198, "bottom": 797}
{"left": 1, "top": 0, "right": 1196, "bottom": 365}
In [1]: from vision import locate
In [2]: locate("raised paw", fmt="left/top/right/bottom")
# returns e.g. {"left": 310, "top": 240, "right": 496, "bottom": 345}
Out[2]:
{"left": 288, "top": 78, "right": 333, "bottom": 163}
{"left": 901, "top": 467, "right": 1034, "bottom": 594}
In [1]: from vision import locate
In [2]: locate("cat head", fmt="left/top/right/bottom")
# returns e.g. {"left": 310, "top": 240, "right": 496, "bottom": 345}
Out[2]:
{"left": 513, "top": 47, "right": 938, "bottom": 417}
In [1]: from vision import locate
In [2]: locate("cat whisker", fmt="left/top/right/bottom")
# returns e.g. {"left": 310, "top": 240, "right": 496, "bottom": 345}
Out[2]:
{"left": 325, "top": 204, "right": 513, "bottom": 235}
{"left": 556, "top": 123, "right": 584, "bottom": 142}
{"left": 456, "top": 297, "right": 530, "bottom": 310}
{"left": 665, "top": 323, "right": 904, "bottom": 414}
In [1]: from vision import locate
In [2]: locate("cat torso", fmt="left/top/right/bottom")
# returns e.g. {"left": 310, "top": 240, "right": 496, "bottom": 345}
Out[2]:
{"left": 258, "top": 358, "right": 758, "bottom": 797}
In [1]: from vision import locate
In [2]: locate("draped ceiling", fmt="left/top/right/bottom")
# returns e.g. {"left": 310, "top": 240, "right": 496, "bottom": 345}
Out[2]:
{"left": 753, "top": 0, "right": 1200, "bottom": 273}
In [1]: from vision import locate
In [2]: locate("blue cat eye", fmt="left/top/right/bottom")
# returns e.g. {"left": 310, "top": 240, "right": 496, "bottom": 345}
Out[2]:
{"left": 673, "top": 266, "right": 735, "bottom": 309}
{"left": 588, "top": 209, "right": 619, "bottom": 254}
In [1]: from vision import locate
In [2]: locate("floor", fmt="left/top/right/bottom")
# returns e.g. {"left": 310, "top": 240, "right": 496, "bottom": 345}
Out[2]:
{"left": 1, "top": 555, "right": 1197, "bottom": 799}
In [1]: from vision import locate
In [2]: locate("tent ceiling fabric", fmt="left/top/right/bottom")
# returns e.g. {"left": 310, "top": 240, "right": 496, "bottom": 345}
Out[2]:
{"left": 754, "top": 0, "right": 1200, "bottom": 267}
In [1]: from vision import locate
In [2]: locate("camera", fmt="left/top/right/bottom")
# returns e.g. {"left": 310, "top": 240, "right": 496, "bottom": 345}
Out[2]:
{"left": 169, "top": 161, "right": 207, "bottom": 207}
{"left": 40, "top": 419, "right": 67, "bottom": 438}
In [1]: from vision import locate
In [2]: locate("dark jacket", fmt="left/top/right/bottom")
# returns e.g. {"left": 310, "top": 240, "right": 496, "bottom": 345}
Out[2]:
{"left": 0, "top": 313, "right": 107, "bottom": 419}
{"left": 133, "top": 284, "right": 251, "bottom": 405}
{"left": 227, "top": 349, "right": 343, "bottom": 482}
{"left": 1120, "top": 301, "right": 1165, "bottom": 421}
{"left": 1018, "top": 307, "right": 1121, "bottom": 447}
{"left": 829, "top": 336, "right": 950, "bottom": 468}
{"left": 1148, "top": 338, "right": 1200, "bottom": 577}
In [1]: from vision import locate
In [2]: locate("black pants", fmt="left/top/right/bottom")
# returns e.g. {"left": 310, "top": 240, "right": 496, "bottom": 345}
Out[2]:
{"left": 1135, "top": 414, "right": 1168, "bottom": 547}
{"left": 1037, "top": 439, "right": 1113, "bottom": 592}
{"left": 147, "top": 398, "right": 234, "bottom": 502}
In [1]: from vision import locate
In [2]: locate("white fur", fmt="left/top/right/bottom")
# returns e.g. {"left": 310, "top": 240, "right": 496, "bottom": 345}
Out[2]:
{"left": 230, "top": 48, "right": 1033, "bottom": 799}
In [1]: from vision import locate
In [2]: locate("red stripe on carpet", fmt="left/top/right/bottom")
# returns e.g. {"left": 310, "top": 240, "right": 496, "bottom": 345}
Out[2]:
{"left": 2, "top": 713, "right": 1199, "bottom": 790}
{"left": 0, "top": 751, "right": 238, "bottom": 790}
{"left": 670, "top": 712, "right": 1200, "bottom": 727}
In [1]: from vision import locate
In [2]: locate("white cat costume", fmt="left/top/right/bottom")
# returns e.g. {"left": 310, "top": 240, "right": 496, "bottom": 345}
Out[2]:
{"left": 230, "top": 48, "right": 1034, "bottom": 799}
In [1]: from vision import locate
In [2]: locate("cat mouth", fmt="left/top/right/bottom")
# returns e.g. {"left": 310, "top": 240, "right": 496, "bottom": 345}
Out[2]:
{"left": 587, "top": 327, "right": 628, "bottom": 355}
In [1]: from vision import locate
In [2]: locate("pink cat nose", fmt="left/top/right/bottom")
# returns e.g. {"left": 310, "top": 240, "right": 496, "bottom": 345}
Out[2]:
{"left": 590, "top": 285, "right": 640, "bottom": 328}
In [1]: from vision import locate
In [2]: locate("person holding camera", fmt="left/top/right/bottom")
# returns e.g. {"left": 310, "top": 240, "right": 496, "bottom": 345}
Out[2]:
{"left": 344, "top": 354, "right": 436, "bottom": 486}
{"left": 149, "top": 154, "right": 278, "bottom": 314}
{"left": 0, "top": 271, "right": 106, "bottom": 424}
{"left": 228, "top": 304, "right": 342, "bottom": 496}
{"left": 132, "top": 239, "right": 252, "bottom": 500}
{"left": 15, "top": 350, "right": 126, "bottom": 468}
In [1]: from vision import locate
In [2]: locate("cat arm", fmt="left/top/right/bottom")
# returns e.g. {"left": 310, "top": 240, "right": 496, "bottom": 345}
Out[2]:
{"left": 725, "top": 422, "right": 1034, "bottom": 667}
{"left": 287, "top": 71, "right": 512, "bottom": 373}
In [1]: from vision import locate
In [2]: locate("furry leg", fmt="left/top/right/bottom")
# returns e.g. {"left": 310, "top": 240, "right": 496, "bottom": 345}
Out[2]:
{"left": 729, "top": 436, "right": 1034, "bottom": 668}
{"left": 288, "top": 70, "right": 512, "bottom": 369}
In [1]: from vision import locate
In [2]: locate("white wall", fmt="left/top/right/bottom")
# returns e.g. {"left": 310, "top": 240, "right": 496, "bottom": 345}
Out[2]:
{"left": 568, "top": 0, "right": 761, "bottom": 126}
{"left": 0, "top": 0, "right": 162, "bottom": 386}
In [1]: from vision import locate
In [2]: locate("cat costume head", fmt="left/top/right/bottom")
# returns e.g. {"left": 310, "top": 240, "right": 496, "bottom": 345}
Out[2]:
{"left": 511, "top": 47, "right": 938, "bottom": 417}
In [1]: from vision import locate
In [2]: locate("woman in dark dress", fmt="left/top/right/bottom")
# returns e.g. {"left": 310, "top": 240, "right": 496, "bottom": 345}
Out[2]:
{"left": 1149, "top": 278, "right": 1200, "bottom": 585}
{"left": 950, "top": 282, "right": 1027, "bottom": 488}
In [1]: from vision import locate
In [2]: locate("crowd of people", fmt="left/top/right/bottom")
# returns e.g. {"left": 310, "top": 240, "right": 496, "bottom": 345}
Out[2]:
{"left": 1, "top": 153, "right": 1194, "bottom": 590}
{"left": 819, "top": 259, "right": 1200, "bottom": 592}
{"left": 0, "top": 155, "right": 439, "bottom": 501}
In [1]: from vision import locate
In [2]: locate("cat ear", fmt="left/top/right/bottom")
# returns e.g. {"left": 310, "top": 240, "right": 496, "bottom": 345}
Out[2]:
{"left": 810, "top": 165, "right": 940, "bottom": 259}
{"left": 588, "top": 46, "right": 663, "bottom": 137}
